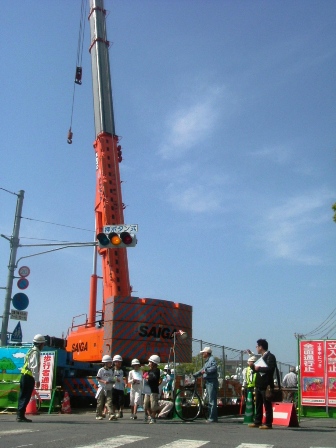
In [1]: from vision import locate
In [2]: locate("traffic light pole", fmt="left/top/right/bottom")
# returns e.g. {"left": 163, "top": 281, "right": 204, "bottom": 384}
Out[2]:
{"left": 0, "top": 190, "right": 24, "bottom": 346}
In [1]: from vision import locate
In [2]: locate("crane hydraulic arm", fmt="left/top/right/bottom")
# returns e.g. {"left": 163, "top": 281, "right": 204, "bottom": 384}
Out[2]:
{"left": 66, "top": 0, "right": 192, "bottom": 364}
{"left": 66, "top": 0, "right": 132, "bottom": 361}
{"left": 89, "top": 0, "right": 131, "bottom": 303}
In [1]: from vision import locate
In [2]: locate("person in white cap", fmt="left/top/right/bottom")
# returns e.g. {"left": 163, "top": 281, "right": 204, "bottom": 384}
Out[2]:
{"left": 111, "top": 354, "right": 126, "bottom": 419}
{"left": 17, "top": 334, "right": 46, "bottom": 422}
{"left": 193, "top": 346, "right": 218, "bottom": 423}
{"left": 241, "top": 356, "right": 257, "bottom": 412}
{"left": 144, "top": 354, "right": 161, "bottom": 424}
{"left": 128, "top": 359, "right": 142, "bottom": 419}
{"left": 95, "top": 355, "right": 114, "bottom": 420}
{"left": 162, "top": 364, "right": 174, "bottom": 399}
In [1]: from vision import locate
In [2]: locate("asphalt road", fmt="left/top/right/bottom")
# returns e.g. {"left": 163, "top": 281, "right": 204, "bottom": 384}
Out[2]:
{"left": 0, "top": 410, "right": 335, "bottom": 448}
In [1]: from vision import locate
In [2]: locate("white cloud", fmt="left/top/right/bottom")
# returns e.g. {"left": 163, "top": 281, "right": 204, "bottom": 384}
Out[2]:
{"left": 256, "top": 189, "right": 334, "bottom": 264}
{"left": 153, "top": 83, "right": 233, "bottom": 214}
{"left": 167, "top": 184, "right": 222, "bottom": 213}
{"left": 162, "top": 164, "right": 234, "bottom": 214}
{"left": 158, "top": 85, "right": 224, "bottom": 160}
{"left": 249, "top": 144, "right": 292, "bottom": 165}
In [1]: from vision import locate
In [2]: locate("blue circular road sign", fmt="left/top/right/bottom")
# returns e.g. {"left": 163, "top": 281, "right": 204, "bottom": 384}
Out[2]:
{"left": 17, "top": 277, "right": 29, "bottom": 290}
{"left": 12, "top": 293, "right": 29, "bottom": 310}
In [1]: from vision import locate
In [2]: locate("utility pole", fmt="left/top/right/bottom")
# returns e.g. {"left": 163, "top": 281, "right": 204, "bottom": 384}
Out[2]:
{"left": 0, "top": 190, "right": 24, "bottom": 346}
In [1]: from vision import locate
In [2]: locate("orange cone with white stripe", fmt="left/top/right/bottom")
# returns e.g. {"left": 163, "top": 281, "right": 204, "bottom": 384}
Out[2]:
{"left": 26, "top": 389, "right": 40, "bottom": 415}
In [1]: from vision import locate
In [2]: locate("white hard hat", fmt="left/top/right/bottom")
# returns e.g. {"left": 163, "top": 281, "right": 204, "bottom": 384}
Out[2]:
{"left": 112, "top": 355, "right": 123, "bottom": 362}
{"left": 164, "top": 364, "right": 170, "bottom": 370}
{"left": 33, "top": 334, "right": 46, "bottom": 344}
{"left": 248, "top": 356, "right": 257, "bottom": 362}
{"left": 131, "top": 358, "right": 140, "bottom": 366}
{"left": 148, "top": 355, "right": 160, "bottom": 364}
{"left": 200, "top": 346, "right": 212, "bottom": 354}
{"left": 102, "top": 355, "right": 113, "bottom": 363}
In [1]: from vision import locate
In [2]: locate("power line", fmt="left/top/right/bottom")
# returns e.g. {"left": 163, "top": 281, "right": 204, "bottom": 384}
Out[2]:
{"left": 1, "top": 235, "right": 74, "bottom": 244}
{"left": 0, "top": 187, "right": 18, "bottom": 196}
{"left": 21, "top": 216, "right": 93, "bottom": 233}
{"left": 301, "top": 306, "right": 336, "bottom": 339}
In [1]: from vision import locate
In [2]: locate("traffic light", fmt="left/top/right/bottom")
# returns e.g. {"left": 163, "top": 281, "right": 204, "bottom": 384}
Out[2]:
{"left": 97, "top": 231, "right": 137, "bottom": 248}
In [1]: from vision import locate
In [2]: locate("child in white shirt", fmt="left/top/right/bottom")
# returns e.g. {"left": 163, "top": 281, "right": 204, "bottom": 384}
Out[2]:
{"left": 111, "top": 354, "right": 126, "bottom": 419}
{"left": 128, "top": 358, "right": 142, "bottom": 419}
{"left": 95, "top": 355, "right": 114, "bottom": 420}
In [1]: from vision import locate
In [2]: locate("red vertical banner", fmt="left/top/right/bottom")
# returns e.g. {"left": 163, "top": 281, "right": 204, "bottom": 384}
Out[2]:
{"left": 300, "top": 340, "right": 326, "bottom": 406}
{"left": 37, "top": 351, "right": 55, "bottom": 400}
{"left": 326, "top": 340, "right": 336, "bottom": 407}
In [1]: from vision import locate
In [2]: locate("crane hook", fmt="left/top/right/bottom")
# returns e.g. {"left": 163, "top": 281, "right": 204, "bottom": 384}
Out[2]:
{"left": 67, "top": 128, "right": 73, "bottom": 144}
{"left": 75, "top": 66, "right": 82, "bottom": 85}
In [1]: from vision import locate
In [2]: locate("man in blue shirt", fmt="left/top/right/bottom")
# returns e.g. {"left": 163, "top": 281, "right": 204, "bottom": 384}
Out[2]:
{"left": 194, "top": 346, "right": 218, "bottom": 423}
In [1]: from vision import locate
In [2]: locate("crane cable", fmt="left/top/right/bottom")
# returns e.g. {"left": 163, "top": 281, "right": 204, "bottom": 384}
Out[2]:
{"left": 67, "top": 0, "right": 87, "bottom": 144}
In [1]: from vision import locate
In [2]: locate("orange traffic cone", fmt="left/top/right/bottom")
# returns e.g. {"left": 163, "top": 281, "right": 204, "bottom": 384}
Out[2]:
{"left": 61, "top": 391, "right": 71, "bottom": 414}
{"left": 26, "top": 389, "right": 40, "bottom": 415}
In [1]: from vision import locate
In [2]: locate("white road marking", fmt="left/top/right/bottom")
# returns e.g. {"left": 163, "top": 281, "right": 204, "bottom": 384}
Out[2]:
{"left": 14, "top": 445, "right": 33, "bottom": 448}
{"left": 0, "top": 429, "right": 38, "bottom": 437}
{"left": 159, "top": 440, "right": 209, "bottom": 448}
{"left": 236, "top": 445, "right": 274, "bottom": 448}
{"left": 76, "top": 435, "right": 149, "bottom": 447}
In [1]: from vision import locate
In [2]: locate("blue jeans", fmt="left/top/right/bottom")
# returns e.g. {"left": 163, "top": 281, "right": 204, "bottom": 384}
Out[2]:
{"left": 205, "top": 380, "right": 218, "bottom": 422}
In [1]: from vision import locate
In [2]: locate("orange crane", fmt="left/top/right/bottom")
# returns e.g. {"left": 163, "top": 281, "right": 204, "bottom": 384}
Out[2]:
{"left": 66, "top": 0, "right": 192, "bottom": 364}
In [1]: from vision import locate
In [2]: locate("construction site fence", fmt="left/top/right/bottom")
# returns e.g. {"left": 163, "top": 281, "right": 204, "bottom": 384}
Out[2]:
{"left": 174, "top": 338, "right": 294, "bottom": 405}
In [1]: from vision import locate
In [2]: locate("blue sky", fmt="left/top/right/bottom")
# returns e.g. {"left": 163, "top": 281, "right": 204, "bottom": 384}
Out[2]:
{"left": 1, "top": 0, "right": 336, "bottom": 366}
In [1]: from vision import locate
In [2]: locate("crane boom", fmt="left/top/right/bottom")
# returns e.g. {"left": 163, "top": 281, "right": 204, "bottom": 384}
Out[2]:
{"left": 66, "top": 0, "right": 192, "bottom": 364}
{"left": 89, "top": 0, "right": 131, "bottom": 309}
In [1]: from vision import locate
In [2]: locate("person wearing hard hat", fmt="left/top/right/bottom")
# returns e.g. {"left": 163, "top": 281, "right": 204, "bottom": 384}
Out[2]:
{"left": 111, "top": 354, "right": 126, "bottom": 419}
{"left": 144, "top": 354, "right": 161, "bottom": 424}
{"left": 162, "top": 364, "right": 174, "bottom": 399}
{"left": 241, "top": 356, "right": 257, "bottom": 412}
{"left": 17, "top": 334, "right": 46, "bottom": 422}
{"left": 128, "top": 359, "right": 142, "bottom": 420}
{"left": 193, "top": 346, "right": 218, "bottom": 423}
{"left": 95, "top": 355, "right": 114, "bottom": 420}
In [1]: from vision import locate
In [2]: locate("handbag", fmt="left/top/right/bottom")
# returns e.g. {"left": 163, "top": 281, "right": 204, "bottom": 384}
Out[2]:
{"left": 263, "top": 355, "right": 281, "bottom": 401}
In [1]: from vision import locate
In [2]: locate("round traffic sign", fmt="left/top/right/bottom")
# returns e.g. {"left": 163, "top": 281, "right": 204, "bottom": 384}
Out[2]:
{"left": 12, "top": 293, "right": 29, "bottom": 310}
{"left": 17, "top": 277, "right": 29, "bottom": 290}
{"left": 18, "top": 266, "right": 30, "bottom": 277}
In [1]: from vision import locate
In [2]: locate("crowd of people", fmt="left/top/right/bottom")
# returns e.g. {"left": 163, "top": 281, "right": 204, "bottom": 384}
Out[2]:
{"left": 95, "top": 353, "right": 175, "bottom": 424}
{"left": 17, "top": 335, "right": 297, "bottom": 428}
